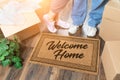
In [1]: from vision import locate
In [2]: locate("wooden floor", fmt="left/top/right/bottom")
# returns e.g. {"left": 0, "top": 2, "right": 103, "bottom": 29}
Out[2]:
{"left": 0, "top": 30, "right": 106, "bottom": 80}
{"left": 0, "top": 0, "right": 106, "bottom": 80}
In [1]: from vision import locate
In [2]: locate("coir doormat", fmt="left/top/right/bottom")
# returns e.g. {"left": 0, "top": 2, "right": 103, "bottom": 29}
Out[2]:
{"left": 29, "top": 33, "right": 100, "bottom": 75}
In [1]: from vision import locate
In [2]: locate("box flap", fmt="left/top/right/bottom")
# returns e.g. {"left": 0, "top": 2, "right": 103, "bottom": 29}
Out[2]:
{"left": 103, "top": 1, "right": 120, "bottom": 22}
{"left": 107, "top": 41, "right": 120, "bottom": 73}
{"left": 0, "top": 11, "right": 40, "bottom": 37}
{"left": 99, "top": 18, "right": 120, "bottom": 41}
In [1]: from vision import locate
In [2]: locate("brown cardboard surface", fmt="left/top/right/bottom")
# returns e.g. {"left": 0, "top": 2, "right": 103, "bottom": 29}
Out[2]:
{"left": 99, "top": 18, "right": 120, "bottom": 41}
{"left": 16, "top": 23, "right": 40, "bottom": 41}
{"left": 99, "top": 1, "right": 120, "bottom": 41}
{"left": 29, "top": 33, "right": 100, "bottom": 75}
{"left": 111, "top": 0, "right": 120, "bottom": 2}
{"left": 0, "top": 11, "right": 40, "bottom": 37}
{"left": 103, "top": 1, "right": 120, "bottom": 22}
{"left": 102, "top": 41, "right": 120, "bottom": 80}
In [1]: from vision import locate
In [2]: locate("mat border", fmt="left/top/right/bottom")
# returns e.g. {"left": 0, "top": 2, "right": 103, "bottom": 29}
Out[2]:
{"left": 29, "top": 33, "right": 100, "bottom": 75}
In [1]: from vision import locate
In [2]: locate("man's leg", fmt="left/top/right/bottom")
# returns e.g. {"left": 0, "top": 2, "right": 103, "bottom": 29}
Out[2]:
{"left": 88, "top": 0, "right": 108, "bottom": 27}
{"left": 83, "top": 0, "right": 108, "bottom": 37}
{"left": 69, "top": 0, "right": 87, "bottom": 34}
{"left": 72, "top": 0, "right": 87, "bottom": 26}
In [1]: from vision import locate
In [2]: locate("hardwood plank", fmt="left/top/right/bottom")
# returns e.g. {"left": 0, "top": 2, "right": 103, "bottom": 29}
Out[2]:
{"left": 0, "top": 66, "right": 11, "bottom": 80}
{"left": 5, "top": 46, "right": 33, "bottom": 80}
{"left": 5, "top": 67, "right": 23, "bottom": 80}
{"left": 58, "top": 69, "right": 97, "bottom": 80}
{"left": 21, "top": 33, "right": 41, "bottom": 47}
{"left": 99, "top": 61, "right": 106, "bottom": 80}
{"left": 20, "top": 63, "right": 52, "bottom": 80}
{"left": 49, "top": 68, "right": 60, "bottom": 80}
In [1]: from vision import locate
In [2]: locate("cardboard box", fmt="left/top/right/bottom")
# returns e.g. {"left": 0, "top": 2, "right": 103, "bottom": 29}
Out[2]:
{"left": 16, "top": 23, "right": 40, "bottom": 41}
{"left": 111, "top": 0, "right": 120, "bottom": 3}
{"left": 0, "top": 11, "right": 40, "bottom": 40}
{"left": 99, "top": 1, "right": 120, "bottom": 41}
{"left": 102, "top": 41, "right": 120, "bottom": 80}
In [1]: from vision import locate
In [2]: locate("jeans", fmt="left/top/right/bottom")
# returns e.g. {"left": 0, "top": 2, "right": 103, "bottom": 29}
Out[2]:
{"left": 72, "top": 0, "right": 108, "bottom": 27}
{"left": 71, "top": 0, "right": 87, "bottom": 26}
{"left": 50, "top": 0, "right": 108, "bottom": 27}
{"left": 88, "top": 0, "right": 108, "bottom": 27}
{"left": 50, "top": 0, "right": 87, "bottom": 26}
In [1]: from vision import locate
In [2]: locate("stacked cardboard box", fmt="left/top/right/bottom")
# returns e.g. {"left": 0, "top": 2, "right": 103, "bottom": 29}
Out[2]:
{"left": 99, "top": 1, "right": 120, "bottom": 41}
{"left": 102, "top": 41, "right": 120, "bottom": 80}
{"left": 111, "top": 0, "right": 120, "bottom": 2}
{"left": 100, "top": 1, "right": 120, "bottom": 80}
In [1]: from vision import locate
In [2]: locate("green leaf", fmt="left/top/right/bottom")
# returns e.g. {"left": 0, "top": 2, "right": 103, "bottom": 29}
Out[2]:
{"left": 14, "top": 62, "right": 22, "bottom": 69}
{"left": 0, "top": 39, "right": 9, "bottom": 56}
{"left": 0, "top": 56, "right": 5, "bottom": 61}
{"left": 0, "top": 43, "right": 9, "bottom": 52}
{"left": 8, "top": 49, "right": 14, "bottom": 55}
{"left": 14, "top": 42, "right": 20, "bottom": 51}
{"left": 12, "top": 56, "right": 22, "bottom": 63}
{"left": 2, "top": 51, "right": 9, "bottom": 57}
{"left": 0, "top": 38, "right": 9, "bottom": 44}
{"left": 0, "top": 52, "right": 2, "bottom": 56}
{"left": 0, "top": 38, "right": 4, "bottom": 43}
{"left": 9, "top": 41, "right": 16, "bottom": 48}
{"left": 0, "top": 37, "right": 22, "bottom": 69}
{"left": 9, "top": 41, "right": 20, "bottom": 54}
{"left": 2, "top": 59, "right": 11, "bottom": 67}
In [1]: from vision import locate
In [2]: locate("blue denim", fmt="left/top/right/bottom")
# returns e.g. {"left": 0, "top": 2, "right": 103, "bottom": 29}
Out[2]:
{"left": 71, "top": 0, "right": 87, "bottom": 26}
{"left": 71, "top": 0, "right": 108, "bottom": 27}
{"left": 88, "top": 0, "right": 108, "bottom": 27}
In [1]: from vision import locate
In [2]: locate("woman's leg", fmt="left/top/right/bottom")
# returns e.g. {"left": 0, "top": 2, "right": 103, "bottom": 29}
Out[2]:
{"left": 50, "top": 0, "right": 70, "bottom": 13}
{"left": 43, "top": 0, "right": 69, "bottom": 33}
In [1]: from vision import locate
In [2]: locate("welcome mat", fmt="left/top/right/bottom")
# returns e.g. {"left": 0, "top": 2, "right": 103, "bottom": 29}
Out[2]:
{"left": 29, "top": 33, "right": 100, "bottom": 75}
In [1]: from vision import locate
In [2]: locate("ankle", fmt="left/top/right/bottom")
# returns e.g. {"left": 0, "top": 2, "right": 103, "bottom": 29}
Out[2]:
{"left": 47, "top": 11, "right": 56, "bottom": 21}
{"left": 68, "top": 25, "right": 80, "bottom": 34}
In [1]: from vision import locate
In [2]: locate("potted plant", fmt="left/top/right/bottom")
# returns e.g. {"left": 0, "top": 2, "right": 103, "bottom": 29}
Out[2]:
{"left": 0, "top": 35, "right": 22, "bottom": 69}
